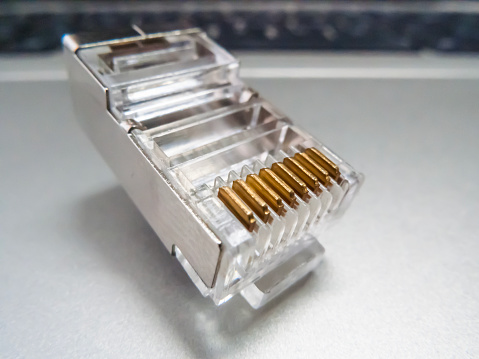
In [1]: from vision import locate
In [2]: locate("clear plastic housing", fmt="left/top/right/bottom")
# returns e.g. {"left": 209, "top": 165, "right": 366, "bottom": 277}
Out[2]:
{"left": 75, "top": 29, "right": 363, "bottom": 308}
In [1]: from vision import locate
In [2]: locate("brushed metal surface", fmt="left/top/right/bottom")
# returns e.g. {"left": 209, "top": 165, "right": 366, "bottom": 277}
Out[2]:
{"left": 1, "top": 54, "right": 478, "bottom": 358}
{"left": 63, "top": 46, "right": 221, "bottom": 288}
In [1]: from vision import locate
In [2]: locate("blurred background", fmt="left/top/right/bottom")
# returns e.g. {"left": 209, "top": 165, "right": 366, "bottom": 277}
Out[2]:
{"left": 1, "top": 0, "right": 479, "bottom": 53}
{"left": 2, "top": 2, "right": 479, "bottom": 358}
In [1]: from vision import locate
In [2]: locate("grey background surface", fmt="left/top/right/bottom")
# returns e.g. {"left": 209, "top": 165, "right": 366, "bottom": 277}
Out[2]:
{"left": 1, "top": 54, "right": 478, "bottom": 358}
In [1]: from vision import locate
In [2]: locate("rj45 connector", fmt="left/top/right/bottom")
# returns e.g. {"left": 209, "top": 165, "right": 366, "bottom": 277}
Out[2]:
{"left": 63, "top": 28, "right": 363, "bottom": 308}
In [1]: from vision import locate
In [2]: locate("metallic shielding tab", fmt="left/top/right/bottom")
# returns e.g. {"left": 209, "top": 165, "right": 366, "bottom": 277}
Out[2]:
{"left": 218, "top": 186, "right": 256, "bottom": 231}
{"left": 233, "top": 180, "right": 271, "bottom": 223}
{"left": 284, "top": 157, "right": 320, "bottom": 194}
{"left": 305, "top": 147, "right": 340, "bottom": 181}
{"left": 99, "top": 37, "right": 170, "bottom": 71}
{"left": 63, "top": 49, "right": 221, "bottom": 288}
{"left": 246, "top": 174, "right": 285, "bottom": 216}
{"left": 62, "top": 28, "right": 201, "bottom": 52}
{"left": 259, "top": 168, "right": 297, "bottom": 207}
{"left": 294, "top": 152, "right": 331, "bottom": 187}
{"left": 271, "top": 162, "right": 309, "bottom": 200}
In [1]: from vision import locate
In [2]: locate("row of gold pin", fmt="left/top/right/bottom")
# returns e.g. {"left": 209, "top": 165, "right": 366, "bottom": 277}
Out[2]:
{"left": 217, "top": 147, "right": 340, "bottom": 232}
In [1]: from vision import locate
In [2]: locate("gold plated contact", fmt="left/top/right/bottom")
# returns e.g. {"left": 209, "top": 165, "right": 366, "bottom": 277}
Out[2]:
{"left": 305, "top": 147, "right": 340, "bottom": 181}
{"left": 294, "top": 152, "right": 331, "bottom": 187}
{"left": 259, "top": 168, "right": 297, "bottom": 207}
{"left": 246, "top": 174, "right": 285, "bottom": 216}
{"left": 283, "top": 157, "right": 320, "bottom": 194}
{"left": 218, "top": 186, "right": 256, "bottom": 231}
{"left": 271, "top": 162, "right": 309, "bottom": 200}
{"left": 232, "top": 179, "right": 271, "bottom": 223}
{"left": 218, "top": 148, "right": 341, "bottom": 228}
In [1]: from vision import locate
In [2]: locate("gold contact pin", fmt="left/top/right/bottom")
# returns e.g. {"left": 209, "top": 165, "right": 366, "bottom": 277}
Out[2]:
{"left": 271, "top": 162, "right": 309, "bottom": 200}
{"left": 305, "top": 147, "right": 340, "bottom": 181}
{"left": 284, "top": 157, "right": 321, "bottom": 194}
{"left": 294, "top": 152, "right": 331, "bottom": 187}
{"left": 218, "top": 186, "right": 256, "bottom": 231}
{"left": 232, "top": 179, "right": 271, "bottom": 223}
{"left": 259, "top": 168, "right": 297, "bottom": 207}
{"left": 246, "top": 174, "right": 285, "bottom": 216}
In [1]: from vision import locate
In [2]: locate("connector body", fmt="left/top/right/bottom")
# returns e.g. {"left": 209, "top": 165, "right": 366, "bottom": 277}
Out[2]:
{"left": 63, "top": 28, "right": 363, "bottom": 308}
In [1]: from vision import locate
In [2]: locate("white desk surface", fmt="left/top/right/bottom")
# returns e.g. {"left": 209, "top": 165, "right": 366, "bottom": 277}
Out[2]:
{"left": 1, "top": 53, "right": 478, "bottom": 358}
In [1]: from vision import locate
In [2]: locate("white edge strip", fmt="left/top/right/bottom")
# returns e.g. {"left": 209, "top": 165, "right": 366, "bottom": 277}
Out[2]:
{"left": 2, "top": 67, "right": 479, "bottom": 82}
